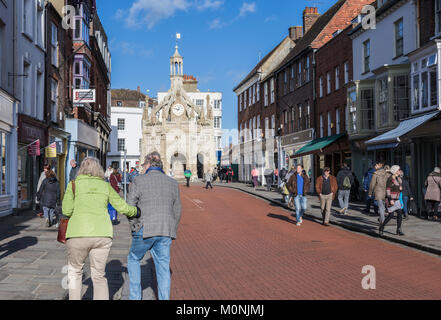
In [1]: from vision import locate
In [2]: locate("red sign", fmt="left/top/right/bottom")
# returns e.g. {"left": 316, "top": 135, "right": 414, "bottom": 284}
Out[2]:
{"left": 28, "top": 140, "right": 40, "bottom": 156}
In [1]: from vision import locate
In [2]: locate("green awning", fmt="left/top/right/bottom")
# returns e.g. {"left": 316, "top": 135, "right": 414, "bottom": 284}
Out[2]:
{"left": 292, "top": 133, "right": 345, "bottom": 158}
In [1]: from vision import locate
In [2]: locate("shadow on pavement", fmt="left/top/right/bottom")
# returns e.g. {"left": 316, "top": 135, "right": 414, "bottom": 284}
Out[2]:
{"left": 267, "top": 213, "right": 297, "bottom": 225}
{"left": 0, "top": 236, "right": 38, "bottom": 260}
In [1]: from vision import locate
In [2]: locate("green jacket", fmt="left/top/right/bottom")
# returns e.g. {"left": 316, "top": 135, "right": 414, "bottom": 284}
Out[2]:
{"left": 62, "top": 175, "right": 137, "bottom": 239}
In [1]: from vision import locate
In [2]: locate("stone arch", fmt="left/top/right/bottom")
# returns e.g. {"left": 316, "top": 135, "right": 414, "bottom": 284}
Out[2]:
{"left": 171, "top": 152, "right": 187, "bottom": 177}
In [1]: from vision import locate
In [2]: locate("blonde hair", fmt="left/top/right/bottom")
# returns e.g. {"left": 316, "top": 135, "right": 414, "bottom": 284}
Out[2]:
{"left": 77, "top": 157, "right": 105, "bottom": 179}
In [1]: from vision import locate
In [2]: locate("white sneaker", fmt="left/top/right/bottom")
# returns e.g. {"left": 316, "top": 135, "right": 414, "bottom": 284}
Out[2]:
{"left": 299, "top": 218, "right": 303, "bottom": 224}
{"left": 296, "top": 222, "right": 301, "bottom": 226}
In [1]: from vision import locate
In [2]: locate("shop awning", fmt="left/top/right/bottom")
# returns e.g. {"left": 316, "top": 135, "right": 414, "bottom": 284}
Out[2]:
{"left": 292, "top": 133, "right": 345, "bottom": 158}
{"left": 366, "top": 111, "right": 440, "bottom": 146}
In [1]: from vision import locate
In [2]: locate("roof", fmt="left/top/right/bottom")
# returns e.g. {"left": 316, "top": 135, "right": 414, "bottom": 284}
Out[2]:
{"left": 233, "top": 36, "right": 291, "bottom": 91}
{"left": 111, "top": 89, "right": 146, "bottom": 101}
{"left": 275, "top": 0, "right": 347, "bottom": 72}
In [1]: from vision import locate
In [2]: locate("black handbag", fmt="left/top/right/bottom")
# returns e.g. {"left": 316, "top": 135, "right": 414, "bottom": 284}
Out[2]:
{"left": 409, "top": 199, "right": 418, "bottom": 216}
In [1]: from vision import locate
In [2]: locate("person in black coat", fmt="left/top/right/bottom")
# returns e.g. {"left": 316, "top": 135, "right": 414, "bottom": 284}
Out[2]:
{"left": 400, "top": 169, "right": 414, "bottom": 219}
{"left": 37, "top": 170, "right": 61, "bottom": 227}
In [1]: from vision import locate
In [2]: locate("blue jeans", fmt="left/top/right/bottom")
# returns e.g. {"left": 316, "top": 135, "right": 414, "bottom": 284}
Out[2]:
{"left": 402, "top": 196, "right": 409, "bottom": 216}
{"left": 43, "top": 207, "right": 56, "bottom": 222}
{"left": 338, "top": 190, "right": 350, "bottom": 209}
{"left": 294, "top": 195, "right": 307, "bottom": 222}
{"left": 127, "top": 228, "right": 172, "bottom": 300}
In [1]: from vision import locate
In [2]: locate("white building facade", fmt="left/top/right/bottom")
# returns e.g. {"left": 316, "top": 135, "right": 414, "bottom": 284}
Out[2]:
{"left": 107, "top": 104, "right": 144, "bottom": 171}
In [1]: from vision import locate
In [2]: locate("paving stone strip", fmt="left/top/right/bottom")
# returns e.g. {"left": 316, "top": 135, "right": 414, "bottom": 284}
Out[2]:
{"left": 0, "top": 211, "right": 156, "bottom": 300}
{"left": 215, "top": 182, "right": 441, "bottom": 256}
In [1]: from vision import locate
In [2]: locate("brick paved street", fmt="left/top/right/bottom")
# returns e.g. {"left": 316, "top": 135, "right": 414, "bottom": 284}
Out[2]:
{"left": 1, "top": 183, "right": 441, "bottom": 300}
{"left": 171, "top": 184, "right": 441, "bottom": 300}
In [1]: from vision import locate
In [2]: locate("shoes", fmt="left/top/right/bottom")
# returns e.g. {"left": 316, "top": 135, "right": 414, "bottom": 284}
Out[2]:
{"left": 45, "top": 218, "right": 51, "bottom": 227}
{"left": 339, "top": 208, "right": 345, "bottom": 214}
{"left": 299, "top": 218, "right": 303, "bottom": 224}
{"left": 379, "top": 224, "right": 384, "bottom": 236}
{"left": 323, "top": 222, "right": 330, "bottom": 227}
{"left": 397, "top": 229, "right": 405, "bottom": 236}
{"left": 296, "top": 222, "right": 301, "bottom": 226}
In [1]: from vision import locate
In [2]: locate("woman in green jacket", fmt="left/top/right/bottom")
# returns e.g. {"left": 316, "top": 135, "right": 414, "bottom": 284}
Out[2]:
{"left": 62, "top": 157, "right": 140, "bottom": 300}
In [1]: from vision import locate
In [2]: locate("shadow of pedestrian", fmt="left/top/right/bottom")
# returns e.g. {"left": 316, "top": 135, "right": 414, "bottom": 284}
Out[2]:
{"left": 267, "top": 213, "right": 297, "bottom": 225}
{"left": 0, "top": 236, "right": 38, "bottom": 260}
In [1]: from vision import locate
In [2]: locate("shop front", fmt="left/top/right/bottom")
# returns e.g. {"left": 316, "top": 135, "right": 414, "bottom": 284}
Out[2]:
{"left": 282, "top": 128, "right": 314, "bottom": 177}
{"left": 366, "top": 111, "right": 441, "bottom": 210}
{"left": 65, "top": 118, "right": 100, "bottom": 186}
{"left": 48, "top": 127, "right": 70, "bottom": 198}
{"left": 17, "top": 114, "right": 48, "bottom": 209}
{"left": 0, "top": 89, "right": 17, "bottom": 216}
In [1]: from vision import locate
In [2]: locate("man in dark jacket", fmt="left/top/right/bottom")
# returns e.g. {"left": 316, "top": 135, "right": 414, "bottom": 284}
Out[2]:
{"left": 336, "top": 163, "right": 354, "bottom": 215}
{"left": 362, "top": 166, "right": 376, "bottom": 214}
{"left": 37, "top": 170, "right": 61, "bottom": 227}
{"left": 287, "top": 164, "right": 310, "bottom": 226}
{"left": 316, "top": 167, "right": 338, "bottom": 226}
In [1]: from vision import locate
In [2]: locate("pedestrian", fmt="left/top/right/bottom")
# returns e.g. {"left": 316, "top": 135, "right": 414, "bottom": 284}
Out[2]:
{"left": 230, "top": 168, "right": 234, "bottom": 182}
{"left": 399, "top": 169, "right": 413, "bottom": 219}
{"left": 274, "top": 168, "right": 279, "bottom": 186}
{"left": 379, "top": 165, "right": 405, "bottom": 236}
{"left": 287, "top": 164, "right": 310, "bottom": 226}
{"left": 264, "top": 168, "right": 274, "bottom": 191}
{"left": 251, "top": 167, "right": 259, "bottom": 189}
{"left": 351, "top": 172, "right": 360, "bottom": 202}
{"left": 336, "top": 163, "right": 354, "bottom": 215}
{"left": 315, "top": 167, "right": 338, "bottom": 226}
{"left": 184, "top": 169, "right": 192, "bottom": 187}
{"left": 62, "top": 157, "right": 139, "bottom": 300}
{"left": 69, "top": 160, "right": 79, "bottom": 182}
{"left": 36, "top": 164, "right": 50, "bottom": 218}
{"left": 424, "top": 167, "right": 441, "bottom": 220}
{"left": 285, "top": 166, "right": 296, "bottom": 208}
{"left": 362, "top": 166, "right": 376, "bottom": 214}
{"left": 205, "top": 171, "right": 213, "bottom": 189}
{"left": 109, "top": 168, "right": 122, "bottom": 224}
{"left": 368, "top": 162, "right": 389, "bottom": 224}
{"left": 212, "top": 167, "right": 218, "bottom": 182}
{"left": 105, "top": 166, "right": 113, "bottom": 182}
{"left": 127, "top": 152, "right": 182, "bottom": 300}
{"left": 37, "top": 169, "right": 61, "bottom": 227}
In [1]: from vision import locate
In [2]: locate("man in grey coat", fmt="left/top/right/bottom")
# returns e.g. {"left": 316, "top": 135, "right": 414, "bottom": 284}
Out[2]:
{"left": 126, "top": 151, "right": 182, "bottom": 300}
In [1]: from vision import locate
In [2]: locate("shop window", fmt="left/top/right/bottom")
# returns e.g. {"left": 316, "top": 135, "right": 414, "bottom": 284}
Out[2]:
{"left": 348, "top": 90, "right": 357, "bottom": 133}
{"left": 0, "top": 132, "right": 6, "bottom": 195}
{"left": 412, "top": 74, "right": 420, "bottom": 110}
{"left": 360, "top": 89, "right": 374, "bottom": 130}
{"left": 378, "top": 78, "right": 388, "bottom": 126}
{"left": 393, "top": 75, "right": 409, "bottom": 121}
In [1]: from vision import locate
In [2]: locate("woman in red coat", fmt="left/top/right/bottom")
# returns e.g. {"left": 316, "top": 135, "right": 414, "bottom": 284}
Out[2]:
{"left": 109, "top": 168, "right": 122, "bottom": 193}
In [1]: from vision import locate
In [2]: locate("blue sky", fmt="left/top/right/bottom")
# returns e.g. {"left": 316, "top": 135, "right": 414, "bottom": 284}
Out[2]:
{"left": 97, "top": 0, "right": 336, "bottom": 132}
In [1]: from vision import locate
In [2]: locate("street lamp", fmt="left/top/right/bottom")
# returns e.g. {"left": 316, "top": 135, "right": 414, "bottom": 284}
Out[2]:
{"left": 123, "top": 149, "right": 127, "bottom": 201}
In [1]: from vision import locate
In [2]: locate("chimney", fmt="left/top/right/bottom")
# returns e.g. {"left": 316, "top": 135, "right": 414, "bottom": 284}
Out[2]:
{"left": 303, "top": 7, "right": 320, "bottom": 35}
{"left": 289, "top": 26, "right": 303, "bottom": 41}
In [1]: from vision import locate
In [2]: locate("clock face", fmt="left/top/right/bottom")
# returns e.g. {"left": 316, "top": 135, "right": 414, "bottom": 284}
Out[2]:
{"left": 172, "top": 104, "right": 185, "bottom": 117}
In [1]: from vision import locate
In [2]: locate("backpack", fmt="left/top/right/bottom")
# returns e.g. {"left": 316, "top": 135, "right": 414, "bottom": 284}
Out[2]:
{"left": 343, "top": 175, "right": 352, "bottom": 190}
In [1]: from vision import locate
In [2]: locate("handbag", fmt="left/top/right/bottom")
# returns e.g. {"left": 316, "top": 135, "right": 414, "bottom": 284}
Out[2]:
{"left": 57, "top": 180, "right": 75, "bottom": 244}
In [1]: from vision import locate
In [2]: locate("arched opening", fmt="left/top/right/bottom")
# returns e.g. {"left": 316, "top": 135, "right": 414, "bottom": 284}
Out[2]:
{"left": 197, "top": 153, "right": 204, "bottom": 179}
{"left": 171, "top": 152, "right": 187, "bottom": 177}
{"left": 175, "top": 62, "right": 178, "bottom": 75}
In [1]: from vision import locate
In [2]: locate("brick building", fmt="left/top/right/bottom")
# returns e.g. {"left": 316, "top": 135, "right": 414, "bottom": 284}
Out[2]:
{"left": 234, "top": 29, "right": 297, "bottom": 183}
{"left": 313, "top": 23, "right": 357, "bottom": 177}
{"left": 273, "top": 0, "right": 373, "bottom": 188}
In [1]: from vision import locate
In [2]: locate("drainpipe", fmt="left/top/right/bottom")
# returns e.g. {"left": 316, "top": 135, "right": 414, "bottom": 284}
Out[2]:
{"left": 11, "top": 0, "right": 18, "bottom": 211}
{"left": 437, "top": 40, "right": 441, "bottom": 111}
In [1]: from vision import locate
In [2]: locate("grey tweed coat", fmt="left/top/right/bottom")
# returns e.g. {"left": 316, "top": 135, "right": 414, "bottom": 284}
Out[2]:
{"left": 127, "top": 170, "right": 182, "bottom": 239}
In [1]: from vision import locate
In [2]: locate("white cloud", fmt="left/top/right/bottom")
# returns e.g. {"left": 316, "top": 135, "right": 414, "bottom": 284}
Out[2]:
{"left": 239, "top": 2, "right": 256, "bottom": 17}
{"left": 120, "top": 0, "right": 225, "bottom": 30}
{"left": 125, "top": 0, "right": 192, "bottom": 29}
{"left": 209, "top": 18, "right": 232, "bottom": 29}
{"left": 195, "top": 0, "right": 224, "bottom": 11}
{"left": 264, "top": 15, "right": 277, "bottom": 23}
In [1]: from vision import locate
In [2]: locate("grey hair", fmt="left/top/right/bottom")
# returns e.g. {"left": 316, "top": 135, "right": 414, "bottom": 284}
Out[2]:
{"left": 77, "top": 157, "right": 105, "bottom": 179}
{"left": 144, "top": 151, "right": 163, "bottom": 169}
{"left": 435, "top": 167, "right": 441, "bottom": 173}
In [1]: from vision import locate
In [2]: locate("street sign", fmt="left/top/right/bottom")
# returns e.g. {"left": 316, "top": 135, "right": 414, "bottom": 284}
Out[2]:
{"left": 28, "top": 140, "right": 40, "bottom": 156}
{"left": 73, "top": 89, "right": 96, "bottom": 103}
{"left": 45, "top": 142, "right": 57, "bottom": 158}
